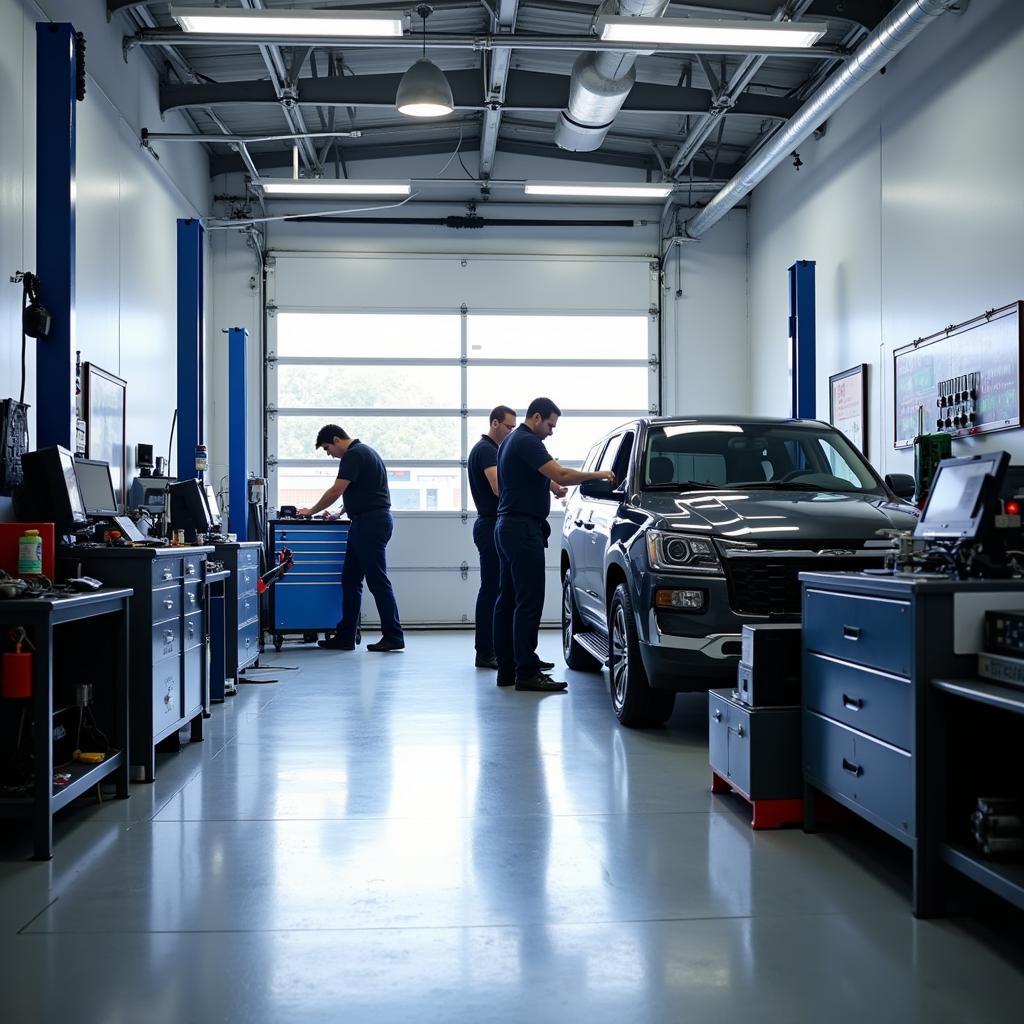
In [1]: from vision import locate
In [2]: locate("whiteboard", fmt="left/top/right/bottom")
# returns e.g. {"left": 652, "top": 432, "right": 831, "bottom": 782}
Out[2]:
{"left": 893, "top": 302, "right": 1022, "bottom": 449}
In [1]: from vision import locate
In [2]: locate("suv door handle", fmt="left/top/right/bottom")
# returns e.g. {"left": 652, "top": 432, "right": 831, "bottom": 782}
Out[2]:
{"left": 583, "top": 522, "right": 595, "bottom": 530}
{"left": 574, "top": 519, "right": 585, "bottom": 527}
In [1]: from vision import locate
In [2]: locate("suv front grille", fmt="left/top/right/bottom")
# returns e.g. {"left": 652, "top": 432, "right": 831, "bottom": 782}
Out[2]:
{"left": 725, "top": 556, "right": 882, "bottom": 616}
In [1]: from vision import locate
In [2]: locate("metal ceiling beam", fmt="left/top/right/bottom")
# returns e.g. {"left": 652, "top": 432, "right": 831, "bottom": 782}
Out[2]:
{"left": 479, "top": 0, "right": 518, "bottom": 179}
{"left": 668, "top": 0, "right": 815, "bottom": 177}
{"left": 239, "top": 0, "right": 317, "bottom": 174}
{"left": 127, "top": 30, "right": 846, "bottom": 60}
{"left": 161, "top": 68, "right": 801, "bottom": 119}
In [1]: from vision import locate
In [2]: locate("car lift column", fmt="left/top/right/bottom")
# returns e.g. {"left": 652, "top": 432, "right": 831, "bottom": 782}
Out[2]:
{"left": 177, "top": 218, "right": 205, "bottom": 481}
{"left": 35, "top": 23, "right": 80, "bottom": 449}
{"left": 789, "top": 260, "right": 816, "bottom": 419}
{"left": 227, "top": 327, "right": 248, "bottom": 540}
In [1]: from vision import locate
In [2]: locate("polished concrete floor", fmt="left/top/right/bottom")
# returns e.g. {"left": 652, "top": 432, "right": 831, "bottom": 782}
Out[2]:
{"left": 1, "top": 631, "right": 1022, "bottom": 1022}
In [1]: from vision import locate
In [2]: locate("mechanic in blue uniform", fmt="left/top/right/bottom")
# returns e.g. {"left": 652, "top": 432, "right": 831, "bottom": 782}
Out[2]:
{"left": 493, "top": 397, "right": 616, "bottom": 691}
{"left": 297, "top": 424, "right": 405, "bottom": 653}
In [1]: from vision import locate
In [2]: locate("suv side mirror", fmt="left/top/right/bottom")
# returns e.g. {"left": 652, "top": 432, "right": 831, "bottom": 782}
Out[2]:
{"left": 885, "top": 473, "right": 916, "bottom": 500}
{"left": 580, "top": 479, "right": 614, "bottom": 499}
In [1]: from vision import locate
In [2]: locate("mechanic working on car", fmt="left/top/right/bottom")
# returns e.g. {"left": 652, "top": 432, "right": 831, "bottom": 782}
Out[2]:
{"left": 297, "top": 424, "right": 405, "bottom": 653}
{"left": 493, "top": 397, "right": 616, "bottom": 692}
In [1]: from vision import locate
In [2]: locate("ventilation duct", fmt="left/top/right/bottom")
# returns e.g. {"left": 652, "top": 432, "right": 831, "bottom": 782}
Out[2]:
{"left": 554, "top": 0, "right": 670, "bottom": 153}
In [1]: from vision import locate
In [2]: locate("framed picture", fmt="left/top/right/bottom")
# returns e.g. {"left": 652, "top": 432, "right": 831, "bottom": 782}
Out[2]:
{"left": 83, "top": 363, "right": 128, "bottom": 508}
{"left": 829, "top": 363, "right": 868, "bottom": 456}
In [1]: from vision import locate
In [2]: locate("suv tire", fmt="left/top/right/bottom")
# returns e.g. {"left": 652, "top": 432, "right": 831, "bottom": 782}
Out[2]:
{"left": 609, "top": 583, "right": 675, "bottom": 727}
{"left": 562, "top": 571, "right": 602, "bottom": 672}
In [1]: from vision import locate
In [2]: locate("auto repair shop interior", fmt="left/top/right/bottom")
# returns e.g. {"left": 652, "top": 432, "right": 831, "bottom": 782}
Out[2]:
{"left": 0, "top": 0, "right": 1023, "bottom": 1020}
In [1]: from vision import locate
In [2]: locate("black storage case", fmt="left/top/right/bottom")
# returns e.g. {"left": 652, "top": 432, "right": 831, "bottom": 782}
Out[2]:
{"left": 736, "top": 622, "right": 802, "bottom": 707}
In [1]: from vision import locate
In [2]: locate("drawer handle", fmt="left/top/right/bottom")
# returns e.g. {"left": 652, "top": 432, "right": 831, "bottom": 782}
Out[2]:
{"left": 164, "top": 599, "right": 174, "bottom": 609}
{"left": 187, "top": 565, "right": 196, "bottom": 575}
{"left": 713, "top": 709, "right": 722, "bottom": 721}
{"left": 162, "top": 570, "right": 173, "bottom": 580}
{"left": 842, "top": 758, "right": 864, "bottom": 777}
{"left": 164, "top": 630, "right": 174, "bottom": 642}
{"left": 734, "top": 725, "right": 745, "bottom": 738}
{"left": 842, "top": 694, "right": 863, "bottom": 711}
{"left": 842, "top": 625, "right": 861, "bottom": 641}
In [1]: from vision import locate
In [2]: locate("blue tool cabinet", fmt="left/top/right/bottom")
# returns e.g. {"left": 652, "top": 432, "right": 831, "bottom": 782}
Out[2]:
{"left": 269, "top": 519, "right": 350, "bottom": 650}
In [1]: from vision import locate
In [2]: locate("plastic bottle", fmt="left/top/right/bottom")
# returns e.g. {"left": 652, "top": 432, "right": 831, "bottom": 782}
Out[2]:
{"left": 18, "top": 529, "right": 43, "bottom": 575}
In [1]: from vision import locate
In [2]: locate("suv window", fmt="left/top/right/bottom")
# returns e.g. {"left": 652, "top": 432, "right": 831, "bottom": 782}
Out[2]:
{"left": 642, "top": 423, "right": 884, "bottom": 493}
{"left": 597, "top": 435, "right": 622, "bottom": 473}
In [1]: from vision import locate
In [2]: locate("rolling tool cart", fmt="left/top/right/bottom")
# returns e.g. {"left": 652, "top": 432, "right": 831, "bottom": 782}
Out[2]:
{"left": 269, "top": 519, "right": 351, "bottom": 651}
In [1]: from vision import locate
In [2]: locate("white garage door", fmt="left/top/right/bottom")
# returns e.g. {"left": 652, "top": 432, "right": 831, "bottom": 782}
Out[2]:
{"left": 265, "top": 252, "right": 660, "bottom": 626}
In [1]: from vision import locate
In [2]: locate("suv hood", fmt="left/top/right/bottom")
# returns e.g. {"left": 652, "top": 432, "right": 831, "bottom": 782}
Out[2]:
{"left": 643, "top": 488, "right": 919, "bottom": 543}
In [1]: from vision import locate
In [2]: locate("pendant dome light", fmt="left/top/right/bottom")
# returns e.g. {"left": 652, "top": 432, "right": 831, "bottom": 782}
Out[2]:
{"left": 396, "top": 4, "right": 453, "bottom": 118}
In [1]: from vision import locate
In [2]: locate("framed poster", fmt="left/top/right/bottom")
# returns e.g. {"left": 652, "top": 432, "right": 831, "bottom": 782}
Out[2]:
{"left": 829, "top": 363, "right": 868, "bottom": 456}
{"left": 83, "top": 363, "right": 127, "bottom": 508}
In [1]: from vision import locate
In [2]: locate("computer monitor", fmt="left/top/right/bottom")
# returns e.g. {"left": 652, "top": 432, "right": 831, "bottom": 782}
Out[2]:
{"left": 18, "top": 446, "right": 88, "bottom": 532}
{"left": 204, "top": 484, "right": 222, "bottom": 528}
{"left": 914, "top": 451, "right": 1010, "bottom": 541}
{"left": 168, "top": 478, "right": 213, "bottom": 536}
{"left": 74, "top": 459, "right": 119, "bottom": 517}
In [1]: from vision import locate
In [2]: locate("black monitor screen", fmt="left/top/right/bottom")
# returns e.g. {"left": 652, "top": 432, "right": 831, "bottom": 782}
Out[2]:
{"left": 74, "top": 459, "right": 119, "bottom": 516}
{"left": 19, "top": 446, "right": 88, "bottom": 531}
{"left": 204, "top": 484, "right": 222, "bottom": 527}
{"left": 914, "top": 451, "right": 1009, "bottom": 540}
{"left": 169, "top": 478, "right": 213, "bottom": 533}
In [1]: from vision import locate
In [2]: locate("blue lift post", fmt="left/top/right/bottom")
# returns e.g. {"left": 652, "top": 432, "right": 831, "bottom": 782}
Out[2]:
{"left": 788, "top": 260, "right": 816, "bottom": 420}
{"left": 35, "top": 23, "right": 80, "bottom": 450}
{"left": 176, "top": 218, "right": 205, "bottom": 481}
{"left": 227, "top": 327, "right": 248, "bottom": 541}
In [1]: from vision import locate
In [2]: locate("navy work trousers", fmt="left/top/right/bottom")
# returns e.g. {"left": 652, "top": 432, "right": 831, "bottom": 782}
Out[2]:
{"left": 493, "top": 514, "right": 546, "bottom": 682}
{"left": 473, "top": 516, "right": 499, "bottom": 658}
{"left": 335, "top": 510, "right": 404, "bottom": 645}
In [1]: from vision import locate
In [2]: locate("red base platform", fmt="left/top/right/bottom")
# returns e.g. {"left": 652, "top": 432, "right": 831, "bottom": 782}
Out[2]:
{"left": 711, "top": 770, "right": 803, "bottom": 830}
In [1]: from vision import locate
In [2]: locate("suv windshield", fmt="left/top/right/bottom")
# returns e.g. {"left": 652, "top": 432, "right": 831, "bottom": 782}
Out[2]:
{"left": 641, "top": 423, "right": 884, "bottom": 495}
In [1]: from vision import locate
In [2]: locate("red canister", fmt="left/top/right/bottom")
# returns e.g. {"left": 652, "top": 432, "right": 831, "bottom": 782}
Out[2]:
{"left": 1, "top": 648, "right": 32, "bottom": 699}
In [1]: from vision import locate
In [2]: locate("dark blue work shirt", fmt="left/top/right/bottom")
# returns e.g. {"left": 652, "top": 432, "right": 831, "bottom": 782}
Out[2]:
{"left": 336, "top": 439, "right": 391, "bottom": 518}
{"left": 468, "top": 435, "right": 500, "bottom": 518}
{"left": 497, "top": 424, "right": 553, "bottom": 521}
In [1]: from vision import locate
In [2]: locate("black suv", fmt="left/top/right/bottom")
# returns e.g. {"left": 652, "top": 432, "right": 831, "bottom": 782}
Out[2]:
{"left": 560, "top": 416, "right": 919, "bottom": 727}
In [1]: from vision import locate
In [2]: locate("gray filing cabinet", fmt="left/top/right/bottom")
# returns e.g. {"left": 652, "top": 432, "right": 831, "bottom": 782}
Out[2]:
{"left": 64, "top": 546, "right": 212, "bottom": 782}
{"left": 213, "top": 541, "right": 262, "bottom": 683}
{"left": 799, "top": 571, "right": 1024, "bottom": 915}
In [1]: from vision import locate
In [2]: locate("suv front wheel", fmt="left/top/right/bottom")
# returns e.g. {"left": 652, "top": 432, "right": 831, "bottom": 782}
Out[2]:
{"left": 609, "top": 583, "right": 675, "bottom": 728}
{"left": 562, "top": 572, "right": 602, "bottom": 672}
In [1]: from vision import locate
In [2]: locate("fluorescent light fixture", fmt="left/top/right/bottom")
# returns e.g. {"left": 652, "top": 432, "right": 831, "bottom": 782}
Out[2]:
{"left": 524, "top": 181, "right": 674, "bottom": 200}
{"left": 598, "top": 16, "right": 827, "bottom": 49}
{"left": 260, "top": 180, "right": 412, "bottom": 198}
{"left": 170, "top": 7, "right": 404, "bottom": 38}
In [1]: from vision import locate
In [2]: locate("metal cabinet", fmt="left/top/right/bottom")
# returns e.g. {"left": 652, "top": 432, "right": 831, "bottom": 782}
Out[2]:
{"left": 64, "top": 546, "right": 211, "bottom": 782}
{"left": 212, "top": 541, "right": 263, "bottom": 683}
{"left": 269, "top": 519, "right": 349, "bottom": 649}
{"left": 709, "top": 689, "right": 801, "bottom": 801}
{"left": 799, "top": 571, "right": 1024, "bottom": 915}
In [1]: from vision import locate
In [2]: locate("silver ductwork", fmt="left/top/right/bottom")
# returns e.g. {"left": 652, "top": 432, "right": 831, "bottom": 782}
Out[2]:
{"left": 554, "top": 0, "right": 670, "bottom": 153}
{"left": 684, "top": 0, "right": 963, "bottom": 239}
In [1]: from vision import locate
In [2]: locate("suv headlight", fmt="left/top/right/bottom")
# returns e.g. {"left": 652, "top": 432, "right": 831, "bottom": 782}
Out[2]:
{"left": 645, "top": 530, "right": 722, "bottom": 575}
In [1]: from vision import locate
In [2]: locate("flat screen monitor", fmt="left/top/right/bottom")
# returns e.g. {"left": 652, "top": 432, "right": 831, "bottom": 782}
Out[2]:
{"left": 74, "top": 459, "right": 119, "bottom": 517}
{"left": 18, "top": 446, "right": 88, "bottom": 531}
{"left": 204, "top": 484, "right": 222, "bottom": 528}
{"left": 914, "top": 451, "right": 1010, "bottom": 541}
{"left": 168, "top": 478, "right": 213, "bottom": 535}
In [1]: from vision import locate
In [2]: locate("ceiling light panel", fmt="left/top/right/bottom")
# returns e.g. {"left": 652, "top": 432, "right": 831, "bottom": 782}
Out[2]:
{"left": 524, "top": 182, "right": 674, "bottom": 199}
{"left": 170, "top": 7, "right": 404, "bottom": 38}
{"left": 598, "top": 17, "right": 827, "bottom": 49}
{"left": 260, "top": 181, "right": 412, "bottom": 197}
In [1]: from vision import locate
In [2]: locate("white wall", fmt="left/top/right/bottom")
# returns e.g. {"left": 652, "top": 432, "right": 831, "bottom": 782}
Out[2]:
{"left": 208, "top": 156, "right": 750, "bottom": 487}
{"left": 748, "top": 0, "right": 1024, "bottom": 477}
{"left": 0, "top": 0, "right": 209, "bottom": 515}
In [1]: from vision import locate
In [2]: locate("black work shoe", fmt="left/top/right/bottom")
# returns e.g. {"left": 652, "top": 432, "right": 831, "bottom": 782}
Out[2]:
{"left": 515, "top": 673, "right": 568, "bottom": 693}
{"left": 475, "top": 655, "right": 499, "bottom": 669}
{"left": 318, "top": 637, "right": 355, "bottom": 651}
{"left": 367, "top": 638, "right": 405, "bottom": 652}
{"left": 537, "top": 659, "right": 555, "bottom": 671}
{"left": 496, "top": 674, "right": 515, "bottom": 687}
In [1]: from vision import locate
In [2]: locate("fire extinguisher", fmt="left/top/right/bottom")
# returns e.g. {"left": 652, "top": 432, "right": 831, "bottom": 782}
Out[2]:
{"left": 1, "top": 627, "right": 34, "bottom": 699}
